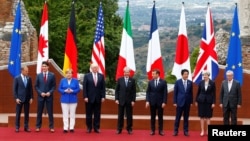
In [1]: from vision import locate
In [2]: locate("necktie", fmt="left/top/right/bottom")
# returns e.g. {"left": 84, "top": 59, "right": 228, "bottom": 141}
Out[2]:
{"left": 94, "top": 73, "right": 97, "bottom": 86}
{"left": 125, "top": 78, "right": 128, "bottom": 86}
{"left": 23, "top": 76, "right": 27, "bottom": 87}
{"left": 228, "top": 81, "right": 232, "bottom": 91}
{"left": 155, "top": 79, "right": 157, "bottom": 87}
{"left": 44, "top": 73, "right": 47, "bottom": 82}
{"left": 184, "top": 80, "right": 187, "bottom": 91}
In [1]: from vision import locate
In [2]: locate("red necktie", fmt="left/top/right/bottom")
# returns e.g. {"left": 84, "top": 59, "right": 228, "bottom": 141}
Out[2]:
{"left": 94, "top": 73, "right": 97, "bottom": 86}
{"left": 44, "top": 73, "right": 47, "bottom": 82}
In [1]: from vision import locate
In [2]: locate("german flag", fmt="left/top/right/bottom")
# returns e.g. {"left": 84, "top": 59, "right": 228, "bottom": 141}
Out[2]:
{"left": 63, "top": 1, "right": 78, "bottom": 78}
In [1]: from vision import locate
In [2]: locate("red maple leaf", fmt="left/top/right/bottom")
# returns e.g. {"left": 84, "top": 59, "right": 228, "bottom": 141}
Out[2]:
{"left": 38, "top": 35, "right": 48, "bottom": 57}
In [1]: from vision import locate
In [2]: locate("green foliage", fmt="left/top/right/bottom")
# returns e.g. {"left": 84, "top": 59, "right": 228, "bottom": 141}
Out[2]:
{"left": 190, "top": 46, "right": 200, "bottom": 72}
{"left": 23, "top": 0, "right": 123, "bottom": 88}
{"left": 165, "top": 70, "right": 176, "bottom": 84}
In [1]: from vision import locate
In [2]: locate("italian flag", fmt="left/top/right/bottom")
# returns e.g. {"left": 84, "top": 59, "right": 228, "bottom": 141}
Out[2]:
{"left": 115, "top": 2, "right": 135, "bottom": 80}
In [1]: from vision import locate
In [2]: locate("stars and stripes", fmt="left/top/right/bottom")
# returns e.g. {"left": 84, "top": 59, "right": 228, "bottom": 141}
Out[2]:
{"left": 91, "top": 2, "right": 105, "bottom": 78}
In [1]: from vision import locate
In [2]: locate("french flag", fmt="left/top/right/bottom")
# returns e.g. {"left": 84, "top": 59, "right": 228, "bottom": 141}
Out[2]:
{"left": 192, "top": 3, "right": 219, "bottom": 84}
{"left": 146, "top": 2, "right": 164, "bottom": 80}
{"left": 172, "top": 2, "right": 192, "bottom": 80}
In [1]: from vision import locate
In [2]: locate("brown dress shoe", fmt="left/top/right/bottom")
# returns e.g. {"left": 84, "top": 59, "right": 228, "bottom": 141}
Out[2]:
{"left": 50, "top": 129, "right": 55, "bottom": 133}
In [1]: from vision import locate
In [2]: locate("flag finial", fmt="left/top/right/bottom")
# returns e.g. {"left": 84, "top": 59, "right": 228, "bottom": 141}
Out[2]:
{"left": 235, "top": 3, "right": 237, "bottom": 6}
{"left": 153, "top": 0, "right": 155, "bottom": 4}
{"left": 127, "top": 0, "right": 129, "bottom": 4}
{"left": 207, "top": 2, "right": 210, "bottom": 6}
{"left": 182, "top": 2, "right": 184, "bottom": 5}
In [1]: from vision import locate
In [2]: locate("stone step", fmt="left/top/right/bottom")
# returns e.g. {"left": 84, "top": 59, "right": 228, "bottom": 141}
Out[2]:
{"left": 7, "top": 113, "right": 241, "bottom": 131}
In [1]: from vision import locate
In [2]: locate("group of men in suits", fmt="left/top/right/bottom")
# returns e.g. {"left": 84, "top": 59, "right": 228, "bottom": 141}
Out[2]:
{"left": 14, "top": 61, "right": 56, "bottom": 133}
{"left": 14, "top": 62, "right": 242, "bottom": 136}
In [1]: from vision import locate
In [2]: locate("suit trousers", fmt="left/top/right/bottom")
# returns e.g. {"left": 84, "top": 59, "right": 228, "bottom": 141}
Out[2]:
{"left": 150, "top": 104, "right": 164, "bottom": 131}
{"left": 85, "top": 101, "right": 101, "bottom": 130}
{"left": 223, "top": 104, "right": 237, "bottom": 125}
{"left": 36, "top": 99, "right": 54, "bottom": 129}
{"left": 15, "top": 101, "right": 30, "bottom": 129}
{"left": 61, "top": 103, "right": 77, "bottom": 130}
{"left": 174, "top": 102, "right": 190, "bottom": 132}
{"left": 117, "top": 103, "right": 133, "bottom": 131}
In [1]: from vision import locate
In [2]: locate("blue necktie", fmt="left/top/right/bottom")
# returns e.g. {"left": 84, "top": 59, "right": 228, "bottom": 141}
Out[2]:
{"left": 24, "top": 77, "right": 27, "bottom": 87}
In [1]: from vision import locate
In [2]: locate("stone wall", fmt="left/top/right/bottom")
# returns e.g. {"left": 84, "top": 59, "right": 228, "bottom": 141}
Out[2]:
{"left": 0, "top": 0, "right": 37, "bottom": 66}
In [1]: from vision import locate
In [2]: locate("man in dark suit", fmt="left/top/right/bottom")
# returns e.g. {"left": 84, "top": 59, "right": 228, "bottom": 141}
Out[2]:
{"left": 115, "top": 67, "right": 136, "bottom": 134}
{"left": 35, "top": 61, "right": 56, "bottom": 133}
{"left": 173, "top": 69, "right": 193, "bottom": 136}
{"left": 83, "top": 63, "right": 105, "bottom": 133}
{"left": 220, "top": 70, "right": 242, "bottom": 125}
{"left": 145, "top": 69, "right": 167, "bottom": 136}
{"left": 13, "top": 66, "right": 33, "bottom": 132}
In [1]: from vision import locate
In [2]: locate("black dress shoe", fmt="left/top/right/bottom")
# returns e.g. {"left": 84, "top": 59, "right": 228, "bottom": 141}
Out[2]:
{"left": 150, "top": 131, "right": 155, "bottom": 135}
{"left": 159, "top": 131, "right": 164, "bottom": 136}
{"left": 24, "top": 128, "right": 31, "bottom": 132}
{"left": 116, "top": 130, "right": 122, "bottom": 134}
{"left": 70, "top": 130, "right": 74, "bottom": 133}
{"left": 173, "top": 131, "right": 178, "bottom": 136}
{"left": 94, "top": 129, "right": 100, "bottom": 133}
{"left": 184, "top": 132, "right": 189, "bottom": 136}
{"left": 63, "top": 130, "right": 68, "bottom": 133}
{"left": 15, "top": 129, "right": 19, "bottom": 133}
{"left": 86, "top": 128, "right": 91, "bottom": 133}
{"left": 128, "top": 130, "right": 132, "bottom": 134}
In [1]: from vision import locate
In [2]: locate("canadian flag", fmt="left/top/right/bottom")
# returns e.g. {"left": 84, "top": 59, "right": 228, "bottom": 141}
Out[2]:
{"left": 171, "top": 3, "right": 191, "bottom": 80}
{"left": 146, "top": 2, "right": 164, "bottom": 80}
{"left": 36, "top": 1, "right": 48, "bottom": 74}
{"left": 115, "top": 1, "right": 136, "bottom": 80}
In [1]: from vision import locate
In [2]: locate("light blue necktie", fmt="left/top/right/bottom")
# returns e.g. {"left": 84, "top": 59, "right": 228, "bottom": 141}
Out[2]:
{"left": 24, "top": 77, "right": 27, "bottom": 87}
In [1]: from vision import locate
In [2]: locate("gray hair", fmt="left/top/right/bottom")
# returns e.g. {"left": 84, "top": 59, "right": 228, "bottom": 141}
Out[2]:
{"left": 226, "top": 70, "right": 234, "bottom": 76}
{"left": 202, "top": 70, "right": 210, "bottom": 76}
{"left": 123, "top": 66, "right": 130, "bottom": 72}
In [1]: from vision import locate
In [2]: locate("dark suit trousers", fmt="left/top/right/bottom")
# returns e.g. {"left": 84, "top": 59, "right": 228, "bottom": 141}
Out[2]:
{"left": 117, "top": 103, "right": 133, "bottom": 131}
{"left": 85, "top": 101, "right": 101, "bottom": 130}
{"left": 223, "top": 104, "right": 237, "bottom": 125}
{"left": 15, "top": 101, "right": 30, "bottom": 129}
{"left": 36, "top": 99, "right": 54, "bottom": 128}
{"left": 150, "top": 104, "right": 163, "bottom": 131}
{"left": 174, "top": 102, "right": 190, "bottom": 132}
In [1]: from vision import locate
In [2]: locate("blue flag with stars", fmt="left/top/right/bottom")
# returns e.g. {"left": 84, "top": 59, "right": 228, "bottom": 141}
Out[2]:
{"left": 225, "top": 5, "right": 243, "bottom": 85}
{"left": 8, "top": 1, "right": 22, "bottom": 78}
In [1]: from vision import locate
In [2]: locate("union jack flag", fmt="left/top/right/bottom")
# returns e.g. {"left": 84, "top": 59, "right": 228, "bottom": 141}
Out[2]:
{"left": 192, "top": 4, "right": 219, "bottom": 84}
{"left": 91, "top": 2, "right": 105, "bottom": 77}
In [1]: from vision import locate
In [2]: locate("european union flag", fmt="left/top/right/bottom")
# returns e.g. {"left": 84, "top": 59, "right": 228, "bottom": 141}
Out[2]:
{"left": 225, "top": 4, "right": 243, "bottom": 85}
{"left": 8, "top": 1, "right": 22, "bottom": 78}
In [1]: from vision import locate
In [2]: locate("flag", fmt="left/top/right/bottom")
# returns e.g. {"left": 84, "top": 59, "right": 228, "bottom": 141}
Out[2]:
{"left": 115, "top": 1, "right": 136, "bottom": 80}
{"left": 91, "top": 2, "right": 105, "bottom": 77}
{"left": 63, "top": 1, "right": 78, "bottom": 78}
{"left": 146, "top": 2, "right": 164, "bottom": 80}
{"left": 225, "top": 4, "right": 243, "bottom": 85}
{"left": 8, "top": 1, "right": 22, "bottom": 78}
{"left": 37, "top": 1, "right": 48, "bottom": 74}
{"left": 171, "top": 3, "right": 191, "bottom": 80}
{"left": 192, "top": 4, "right": 219, "bottom": 84}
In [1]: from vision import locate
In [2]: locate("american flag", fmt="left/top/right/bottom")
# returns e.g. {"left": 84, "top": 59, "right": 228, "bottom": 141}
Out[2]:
{"left": 192, "top": 4, "right": 219, "bottom": 84}
{"left": 91, "top": 2, "right": 105, "bottom": 77}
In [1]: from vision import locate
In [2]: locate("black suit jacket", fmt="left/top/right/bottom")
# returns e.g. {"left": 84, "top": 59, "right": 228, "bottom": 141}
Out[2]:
{"left": 83, "top": 72, "right": 106, "bottom": 103}
{"left": 115, "top": 77, "right": 136, "bottom": 106}
{"left": 35, "top": 72, "right": 56, "bottom": 101}
{"left": 146, "top": 79, "right": 168, "bottom": 106}
{"left": 220, "top": 79, "right": 242, "bottom": 108}
{"left": 13, "top": 75, "right": 33, "bottom": 102}
{"left": 196, "top": 79, "right": 216, "bottom": 104}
